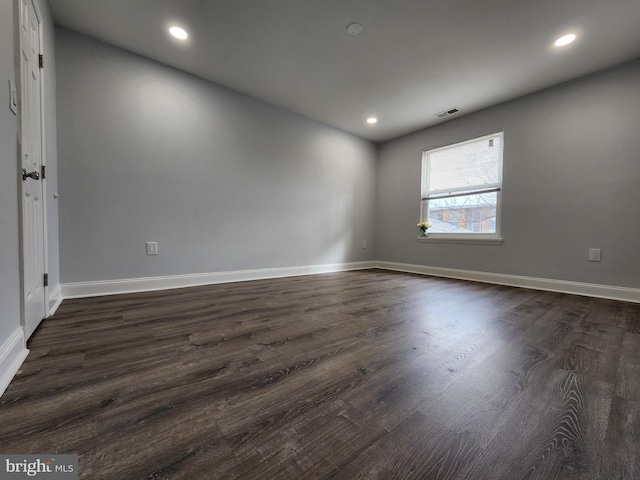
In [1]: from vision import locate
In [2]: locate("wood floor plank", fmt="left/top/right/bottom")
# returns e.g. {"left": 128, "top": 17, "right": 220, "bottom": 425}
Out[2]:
{"left": 93, "top": 402, "right": 231, "bottom": 480}
{"left": 458, "top": 371, "right": 614, "bottom": 480}
{"left": 232, "top": 399, "right": 386, "bottom": 479}
{"left": 419, "top": 341, "right": 558, "bottom": 449}
{"left": 0, "top": 269, "right": 636, "bottom": 479}
{"left": 602, "top": 396, "right": 640, "bottom": 480}
{"left": 615, "top": 332, "right": 640, "bottom": 402}
{"left": 328, "top": 411, "right": 482, "bottom": 480}
{"left": 210, "top": 339, "right": 376, "bottom": 438}
{"left": 620, "top": 332, "right": 640, "bottom": 364}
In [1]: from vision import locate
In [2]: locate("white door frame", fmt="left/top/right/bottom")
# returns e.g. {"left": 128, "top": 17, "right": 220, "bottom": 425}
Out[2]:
{"left": 17, "top": 0, "right": 49, "bottom": 340}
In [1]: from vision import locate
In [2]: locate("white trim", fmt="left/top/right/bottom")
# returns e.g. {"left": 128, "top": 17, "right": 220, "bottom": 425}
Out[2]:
{"left": 37, "top": 0, "right": 50, "bottom": 323}
{"left": 423, "top": 130, "right": 505, "bottom": 155}
{"left": 48, "top": 284, "right": 62, "bottom": 316}
{"left": 421, "top": 130, "right": 504, "bottom": 241}
{"left": 0, "top": 328, "right": 29, "bottom": 398}
{"left": 17, "top": 0, "right": 49, "bottom": 340}
{"left": 61, "top": 261, "right": 376, "bottom": 298}
{"left": 58, "top": 259, "right": 640, "bottom": 304}
{"left": 375, "top": 261, "right": 640, "bottom": 304}
{"left": 417, "top": 236, "right": 503, "bottom": 245}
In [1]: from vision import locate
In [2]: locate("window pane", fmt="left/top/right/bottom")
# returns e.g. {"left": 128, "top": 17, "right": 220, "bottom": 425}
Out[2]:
{"left": 427, "top": 192, "right": 497, "bottom": 233}
{"left": 428, "top": 136, "right": 501, "bottom": 193}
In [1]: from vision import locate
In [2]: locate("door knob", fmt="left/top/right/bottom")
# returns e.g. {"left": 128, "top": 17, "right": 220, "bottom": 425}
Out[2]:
{"left": 22, "top": 168, "right": 40, "bottom": 181}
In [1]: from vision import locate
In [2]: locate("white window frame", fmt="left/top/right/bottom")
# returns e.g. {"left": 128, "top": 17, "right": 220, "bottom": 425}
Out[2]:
{"left": 420, "top": 131, "right": 504, "bottom": 245}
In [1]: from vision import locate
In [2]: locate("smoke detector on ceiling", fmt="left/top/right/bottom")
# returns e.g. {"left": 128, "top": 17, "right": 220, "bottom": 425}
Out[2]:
{"left": 434, "top": 107, "right": 460, "bottom": 118}
{"left": 347, "top": 23, "right": 363, "bottom": 35}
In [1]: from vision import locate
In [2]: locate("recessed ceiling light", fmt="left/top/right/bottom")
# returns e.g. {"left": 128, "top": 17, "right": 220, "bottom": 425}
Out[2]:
{"left": 554, "top": 33, "right": 576, "bottom": 47}
{"left": 347, "top": 23, "right": 363, "bottom": 35}
{"left": 169, "top": 26, "right": 188, "bottom": 40}
{"left": 366, "top": 117, "right": 378, "bottom": 125}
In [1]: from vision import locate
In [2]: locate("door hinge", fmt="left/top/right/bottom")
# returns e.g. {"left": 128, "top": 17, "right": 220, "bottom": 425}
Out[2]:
{"left": 43, "top": 273, "right": 48, "bottom": 287}
{"left": 41, "top": 165, "right": 46, "bottom": 179}
{"left": 39, "top": 54, "right": 44, "bottom": 69}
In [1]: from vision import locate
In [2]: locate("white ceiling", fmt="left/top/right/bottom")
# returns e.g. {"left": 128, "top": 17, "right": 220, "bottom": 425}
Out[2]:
{"left": 48, "top": 0, "right": 640, "bottom": 142}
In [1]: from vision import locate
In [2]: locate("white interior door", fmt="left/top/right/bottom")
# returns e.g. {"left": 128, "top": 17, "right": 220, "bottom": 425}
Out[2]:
{"left": 19, "top": 0, "right": 46, "bottom": 340}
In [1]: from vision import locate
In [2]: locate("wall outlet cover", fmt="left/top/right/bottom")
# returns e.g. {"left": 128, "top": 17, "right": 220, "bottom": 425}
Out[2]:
{"left": 146, "top": 242, "right": 158, "bottom": 255}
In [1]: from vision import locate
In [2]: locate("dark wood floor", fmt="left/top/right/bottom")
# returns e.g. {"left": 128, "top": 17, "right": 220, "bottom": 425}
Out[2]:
{"left": 1, "top": 269, "right": 638, "bottom": 479}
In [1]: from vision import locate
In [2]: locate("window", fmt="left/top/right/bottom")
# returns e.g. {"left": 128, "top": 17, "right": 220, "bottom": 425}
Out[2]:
{"left": 421, "top": 132, "right": 503, "bottom": 241}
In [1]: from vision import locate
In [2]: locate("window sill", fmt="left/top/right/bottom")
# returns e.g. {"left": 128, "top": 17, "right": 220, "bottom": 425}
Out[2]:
{"left": 417, "top": 236, "right": 503, "bottom": 245}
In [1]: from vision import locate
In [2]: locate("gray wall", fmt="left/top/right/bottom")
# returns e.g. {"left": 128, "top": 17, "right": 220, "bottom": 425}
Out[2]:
{"left": 376, "top": 59, "right": 640, "bottom": 289}
{"left": 0, "top": 0, "right": 21, "bottom": 348}
{"left": 56, "top": 29, "right": 377, "bottom": 283}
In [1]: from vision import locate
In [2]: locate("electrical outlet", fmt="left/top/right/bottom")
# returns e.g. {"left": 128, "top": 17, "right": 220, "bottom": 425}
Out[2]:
{"left": 588, "top": 248, "right": 601, "bottom": 262}
{"left": 146, "top": 242, "right": 158, "bottom": 255}
{"left": 362, "top": 240, "right": 367, "bottom": 249}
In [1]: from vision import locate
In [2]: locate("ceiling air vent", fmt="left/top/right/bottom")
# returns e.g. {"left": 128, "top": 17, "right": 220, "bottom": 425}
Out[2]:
{"left": 435, "top": 107, "right": 460, "bottom": 118}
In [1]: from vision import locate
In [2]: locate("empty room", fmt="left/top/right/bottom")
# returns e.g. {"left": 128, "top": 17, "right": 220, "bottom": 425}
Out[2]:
{"left": 1, "top": 0, "right": 639, "bottom": 478}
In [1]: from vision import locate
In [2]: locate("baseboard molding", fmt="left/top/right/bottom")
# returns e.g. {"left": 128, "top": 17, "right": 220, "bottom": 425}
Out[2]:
{"left": 61, "top": 261, "right": 377, "bottom": 298}
{"left": 0, "top": 327, "right": 29, "bottom": 398}
{"left": 375, "top": 261, "right": 640, "bottom": 304}
{"left": 59, "top": 259, "right": 640, "bottom": 304}
{"left": 48, "top": 284, "right": 63, "bottom": 316}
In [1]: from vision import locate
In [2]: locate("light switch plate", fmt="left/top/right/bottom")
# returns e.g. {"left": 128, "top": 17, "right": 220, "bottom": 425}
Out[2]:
{"left": 588, "top": 248, "right": 601, "bottom": 262}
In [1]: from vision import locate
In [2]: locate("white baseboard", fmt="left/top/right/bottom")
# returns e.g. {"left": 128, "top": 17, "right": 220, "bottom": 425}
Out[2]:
{"left": 61, "top": 261, "right": 377, "bottom": 298}
{"left": 375, "top": 261, "right": 640, "bottom": 304}
{"left": 59, "top": 259, "right": 640, "bottom": 304}
{"left": 0, "top": 327, "right": 29, "bottom": 398}
{"left": 48, "top": 284, "right": 63, "bottom": 316}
